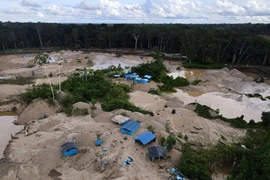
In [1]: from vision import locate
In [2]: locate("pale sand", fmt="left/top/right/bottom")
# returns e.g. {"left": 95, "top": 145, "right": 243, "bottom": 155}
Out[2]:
{"left": 0, "top": 116, "right": 22, "bottom": 159}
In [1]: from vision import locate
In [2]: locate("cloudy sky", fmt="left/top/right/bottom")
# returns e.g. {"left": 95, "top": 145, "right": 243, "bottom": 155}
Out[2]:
{"left": 1, "top": 0, "right": 270, "bottom": 23}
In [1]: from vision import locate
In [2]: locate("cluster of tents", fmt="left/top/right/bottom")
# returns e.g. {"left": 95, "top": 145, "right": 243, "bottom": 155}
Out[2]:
{"left": 124, "top": 73, "right": 152, "bottom": 84}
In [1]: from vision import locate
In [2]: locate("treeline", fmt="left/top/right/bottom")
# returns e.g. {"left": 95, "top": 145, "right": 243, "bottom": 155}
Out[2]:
{"left": 0, "top": 22, "right": 270, "bottom": 65}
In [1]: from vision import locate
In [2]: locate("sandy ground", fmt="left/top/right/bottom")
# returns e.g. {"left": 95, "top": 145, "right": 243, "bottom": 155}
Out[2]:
{"left": 170, "top": 68, "right": 270, "bottom": 122}
{"left": 0, "top": 51, "right": 269, "bottom": 180}
{"left": 0, "top": 116, "right": 22, "bottom": 159}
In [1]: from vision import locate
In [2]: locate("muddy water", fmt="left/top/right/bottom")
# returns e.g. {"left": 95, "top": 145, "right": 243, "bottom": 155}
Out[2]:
{"left": 168, "top": 69, "right": 205, "bottom": 79}
{"left": 173, "top": 89, "right": 269, "bottom": 122}
{"left": 0, "top": 116, "right": 22, "bottom": 159}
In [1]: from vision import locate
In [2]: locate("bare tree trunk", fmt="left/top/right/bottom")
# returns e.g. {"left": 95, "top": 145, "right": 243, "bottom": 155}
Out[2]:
{"left": 232, "top": 53, "right": 237, "bottom": 64}
{"left": 237, "top": 46, "right": 250, "bottom": 64}
{"left": 2, "top": 43, "right": 5, "bottom": 50}
{"left": 147, "top": 37, "right": 151, "bottom": 49}
{"left": 131, "top": 33, "right": 139, "bottom": 50}
{"left": 263, "top": 53, "right": 267, "bottom": 66}
{"left": 217, "top": 43, "right": 221, "bottom": 62}
{"left": 36, "top": 28, "right": 43, "bottom": 49}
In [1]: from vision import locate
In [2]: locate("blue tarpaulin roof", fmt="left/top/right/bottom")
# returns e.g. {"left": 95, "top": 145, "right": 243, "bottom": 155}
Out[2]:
{"left": 62, "top": 142, "right": 77, "bottom": 153}
{"left": 120, "top": 120, "right": 140, "bottom": 135}
{"left": 96, "top": 139, "right": 102, "bottom": 146}
{"left": 134, "top": 132, "right": 156, "bottom": 145}
{"left": 144, "top": 75, "right": 152, "bottom": 79}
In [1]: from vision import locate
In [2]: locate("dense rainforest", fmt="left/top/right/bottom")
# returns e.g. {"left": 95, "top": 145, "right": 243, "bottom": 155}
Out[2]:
{"left": 0, "top": 22, "right": 270, "bottom": 65}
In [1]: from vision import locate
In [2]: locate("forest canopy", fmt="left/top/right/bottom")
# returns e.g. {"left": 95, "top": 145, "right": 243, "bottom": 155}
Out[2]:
{"left": 0, "top": 22, "right": 270, "bottom": 65}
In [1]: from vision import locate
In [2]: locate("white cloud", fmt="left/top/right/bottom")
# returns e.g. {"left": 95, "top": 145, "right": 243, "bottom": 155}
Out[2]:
{"left": 2, "top": 9, "right": 28, "bottom": 14}
{"left": 46, "top": 5, "right": 65, "bottom": 15}
{"left": 76, "top": 1, "right": 100, "bottom": 10}
{"left": 216, "top": 0, "right": 245, "bottom": 15}
{"left": 37, "top": 11, "right": 44, "bottom": 18}
{"left": 21, "top": 0, "right": 41, "bottom": 8}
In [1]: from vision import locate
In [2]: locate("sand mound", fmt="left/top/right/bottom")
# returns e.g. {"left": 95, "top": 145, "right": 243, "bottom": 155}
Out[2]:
{"left": 15, "top": 99, "right": 62, "bottom": 125}
{"left": 132, "top": 81, "right": 159, "bottom": 92}
{"left": 72, "top": 102, "right": 92, "bottom": 116}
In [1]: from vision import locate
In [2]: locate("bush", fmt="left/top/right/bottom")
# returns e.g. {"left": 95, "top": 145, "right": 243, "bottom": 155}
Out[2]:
{"left": 21, "top": 83, "right": 56, "bottom": 103}
{"left": 160, "top": 137, "right": 166, "bottom": 146}
{"left": 183, "top": 62, "right": 223, "bottom": 69}
{"left": 147, "top": 125, "right": 155, "bottom": 133}
{"left": 166, "top": 135, "right": 176, "bottom": 151}
{"left": 192, "top": 79, "right": 202, "bottom": 85}
{"left": 176, "top": 66, "right": 181, "bottom": 70}
{"left": 148, "top": 88, "right": 161, "bottom": 95}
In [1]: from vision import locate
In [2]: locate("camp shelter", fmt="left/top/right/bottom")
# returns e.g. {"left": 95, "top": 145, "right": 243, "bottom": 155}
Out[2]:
{"left": 62, "top": 142, "right": 78, "bottom": 157}
{"left": 144, "top": 75, "right": 152, "bottom": 79}
{"left": 120, "top": 120, "right": 140, "bottom": 135}
{"left": 134, "top": 131, "right": 156, "bottom": 145}
{"left": 148, "top": 146, "right": 166, "bottom": 161}
{"left": 96, "top": 139, "right": 102, "bottom": 146}
{"left": 134, "top": 77, "right": 142, "bottom": 83}
{"left": 124, "top": 73, "right": 139, "bottom": 80}
{"left": 141, "top": 79, "right": 149, "bottom": 84}
{"left": 111, "top": 115, "right": 129, "bottom": 125}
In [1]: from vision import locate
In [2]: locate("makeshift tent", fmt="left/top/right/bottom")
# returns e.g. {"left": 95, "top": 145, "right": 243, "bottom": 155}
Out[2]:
{"left": 144, "top": 75, "right": 152, "bottom": 79}
{"left": 134, "top": 131, "right": 156, "bottom": 145}
{"left": 141, "top": 79, "right": 148, "bottom": 84}
{"left": 134, "top": 77, "right": 142, "bottom": 83}
{"left": 111, "top": 115, "right": 129, "bottom": 125}
{"left": 148, "top": 146, "right": 166, "bottom": 161}
{"left": 95, "top": 139, "right": 102, "bottom": 146}
{"left": 62, "top": 142, "right": 78, "bottom": 157}
{"left": 120, "top": 120, "right": 140, "bottom": 135}
{"left": 124, "top": 74, "right": 139, "bottom": 80}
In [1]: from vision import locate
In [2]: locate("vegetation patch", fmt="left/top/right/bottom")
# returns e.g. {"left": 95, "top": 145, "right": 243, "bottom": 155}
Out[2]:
{"left": 191, "top": 79, "right": 202, "bottom": 85}
{"left": 246, "top": 93, "right": 267, "bottom": 101}
{"left": 179, "top": 127, "right": 270, "bottom": 180}
{"left": 0, "top": 76, "right": 34, "bottom": 85}
{"left": 183, "top": 62, "right": 223, "bottom": 69}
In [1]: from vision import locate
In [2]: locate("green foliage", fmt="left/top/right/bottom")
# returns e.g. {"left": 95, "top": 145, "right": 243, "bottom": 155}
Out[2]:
{"left": 0, "top": 76, "right": 34, "bottom": 85}
{"left": 73, "top": 107, "right": 89, "bottom": 116}
{"left": 152, "top": 49, "right": 165, "bottom": 60}
{"left": 101, "top": 99, "right": 149, "bottom": 114}
{"left": 177, "top": 132, "right": 183, "bottom": 138}
{"left": 31, "top": 71, "right": 35, "bottom": 76}
{"left": 21, "top": 83, "right": 55, "bottom": 103}
{"left": 49, "top": 72, "right": 53, "bottom": 77}
{"left": 148, "top": 88, "right": 161, "bottom": 95}
{"left": 76, "top": 58, "right": 81, "bottom": 63}
{"left": 192, "top": 79, "right": 202, "bottom": 85}
{"left": 183, "top": 62, "right": 223, "bottom": 69}
{"left": 147, "top": 125, "right": 155, "bottom": 133}
{"left": 34, "top": 53, "right": 49, "bottom": 65}
{"left": 166, "top": 135, "right": 176, "bottom": 151}
{"left": 61, "top": 71, "right": 148, "bottom": 115}
{"left": 87, "top": 59, "right": 93, "bottom": 66}
{"left": 160, "top": 137, "right": 166, "bottom": 146}
{"left": 246, "top": 93, "right": 267, "bottom": 101}
{"left": 261, "top": 112, "right": 270, "bottom": 126}
{"left": 192, "top": 103, "right": 250, "bottom": 128}
{"left": 131, "top": 59, "right": 167, "bottom": 81}
{"left": 159, "top": 75, "right": 189, "bottom": 92}
{"left": 176, "top": 66, "right": 181, "bottom": 70}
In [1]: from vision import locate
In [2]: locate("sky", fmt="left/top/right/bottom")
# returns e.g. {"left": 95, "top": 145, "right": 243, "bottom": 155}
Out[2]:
{"left": 0, "top": 0, "right": 270, "bottom": 24}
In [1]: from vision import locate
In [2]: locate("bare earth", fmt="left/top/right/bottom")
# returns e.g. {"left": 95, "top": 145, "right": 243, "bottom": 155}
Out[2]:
{"left": 0, "top": 50, "right": 269, "bottom": 180}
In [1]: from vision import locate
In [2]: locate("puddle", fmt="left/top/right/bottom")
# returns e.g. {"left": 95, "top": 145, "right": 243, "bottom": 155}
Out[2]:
{"left": 0, "top": 116, "right": 22, "bottom": 159}
{"left": 173, "top": 89, "right": 270, "bottom": 122}
{"left": 168, "top": 69, "right": 204, "bottom": 79}
{"left": 182, "top": 90, "right": 204, "bottom": 97}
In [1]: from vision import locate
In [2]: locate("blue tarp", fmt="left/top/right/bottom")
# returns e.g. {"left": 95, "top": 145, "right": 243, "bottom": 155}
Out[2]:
{"left": 62, "top": 142, "right": 78, "bottom": 157}
{"left": 96, "top": 139, "right": 102, "bottom": 146}
{"left": 141, "top": 79, "right": 148, "bottom": 84}
{"left": 124, "top": 74, "right": 139, "bottom": 80}
{"left": 120, "top": 120, "right": 140, "bottom": 136}
{"left": 144, "top": 75, "right": 152, "bottom": 79}
{"left": 134, "top": 132, "right": 156, "bottom": 145}
{"left": 134, "top": 77, "right": 142, "bottom": 83}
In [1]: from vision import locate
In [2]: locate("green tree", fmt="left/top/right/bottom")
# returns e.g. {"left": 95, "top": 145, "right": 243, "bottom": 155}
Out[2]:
{"left": 166, "top": 135, "right": 176, "bottom": 151}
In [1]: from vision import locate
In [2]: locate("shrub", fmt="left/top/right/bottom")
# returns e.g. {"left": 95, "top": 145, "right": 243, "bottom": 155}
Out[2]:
{"left": 192, "top": 79, "right": 202, "bottom": 85}
{"left": 147, "top": 125, "right": 155, "bottom": 133}
{"left": 76, "top": 59, "right": 81, "bottom": 63}
{"left": 166, "top": 135, "right": 176, "bottom": 151}
{"left": 148, "top": 88, "right": 161, "bottom": 95}
{"left": 176, "top": 66, "right": 181, "bottom": 70}
{"left": 177, "top": 132, "right": 183, "bottom": 138}
{"left": 183, "top": 62, "right": 223, "bottom": 69}
{"left": 160, "top": 137, "right": 166, "bottom": 146}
